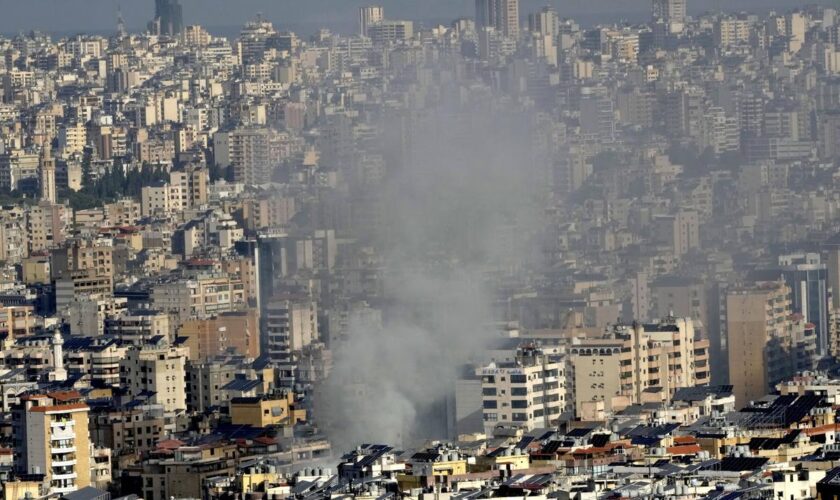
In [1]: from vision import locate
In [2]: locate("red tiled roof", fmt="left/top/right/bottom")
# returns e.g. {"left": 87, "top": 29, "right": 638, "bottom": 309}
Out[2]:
{"left": 674, "top": 436, "right": 697, "bottom": 445}
{"left": 804, "top": 423, "right": 840, "bottom": 436}
{"left": 667, "top": 444, "right": 702, "bottom": 455}
{"left": 49, "top": 390, "right": 83, "bottom": 402}
{"left": 156, "top": 439, "right": 185, "bottom": 450}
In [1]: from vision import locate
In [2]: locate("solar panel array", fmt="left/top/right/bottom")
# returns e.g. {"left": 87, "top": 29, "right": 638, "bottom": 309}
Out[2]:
{"left": 743, "top": 395, "right": 822, "bottom": 428}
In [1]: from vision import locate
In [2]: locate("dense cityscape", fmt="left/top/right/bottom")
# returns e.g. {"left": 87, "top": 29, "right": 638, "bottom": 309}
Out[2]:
{"left": 5, "top": 0, "right": 840, "bottom": 498}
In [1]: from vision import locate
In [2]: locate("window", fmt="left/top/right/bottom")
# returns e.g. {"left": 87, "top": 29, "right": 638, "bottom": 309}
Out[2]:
{"left": 511, "top": 387, "right": 527, "bottom": 396}
{"left": 510, "top": 374, "right": 527, "bottom": 384}
{"left": 511, "top": 400, "right": 528, "bottom": 409}
{"left": 482, "top": 387, "right": 497, "bottom": 396}
{"left": 512, "top": 413, "right": 528, "bottom": 422}
{"left": 483, "top": 400, "right": 498, "bottom": 409}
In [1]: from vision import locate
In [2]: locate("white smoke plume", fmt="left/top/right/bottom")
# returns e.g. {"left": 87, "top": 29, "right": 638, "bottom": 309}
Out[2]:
{"left": 314, "top": 91, "right": 548, "bottom": 451}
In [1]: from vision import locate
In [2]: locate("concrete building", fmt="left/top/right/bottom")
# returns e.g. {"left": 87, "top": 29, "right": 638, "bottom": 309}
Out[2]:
{"left": 715, "top": 18, "right": 751, "bottom": 48}
{"left": 214, "top": 127, "right": 278, "bottom": 186}
{"left": 50, "top": 239, "right": 114, "bottom": 285}
{"left": 751, "top": 253, "right": 830, "bottom": 356}
{"left": 136, "top": 441, "right": 237, "bottom": 500}
{"left": 54, "top": 271, "right": 113, "bottom": 313}
{"left": 230, "top": 392, "right": 305, "bottom": 427}
{"left": 178, "top": 309, "right": 260, "bottom": 360}
{"left": 569, "top": 317, "right": 710, "bottom": 415}
{"left": 475, "top": 0, "right": 520, "bottom": 39}
{"left": 726, "top": 281, "right": 796, "bottom": 406}
{"left": 57, "top": 122, "right": 87, "bottom": 157}
{"left": 186, "top": 355, "right": 273, "bottom": 412}
{"left": 25, "top": 202, "right": 71, "bottom": 255}
{"left": 654, "top": 210, "right": 700, "bottom": 257}
{"left": 104, "top": 310, "right": 171, "bottom": 345}
{"left": 0, "top": 150, "right": 38, "bottom": 191}
{"left": 650, "top": 276, "right": 708, "bottom": 333}
{"left": 151, "top": 276, "right": 248, "bottom": 327}
{"left": 153, "top": 0, "right": 184, "bottom": 36}
{"left": 651, "top": 0, "right": 686, "bottom": 25}
{"left": 65, "top": 295, "right": 128, "bottom": 337}
{"left": 359, "top": 6, "right": 384, "bottom": 37}
{"left": 367, "top": 21, "right": 414, "bottom": 44}
{"left": 264, "top": 297, "right": 318, "bottom": 366}
{"left": 90, "top": 405, "right": 167, "bottom": 456}
{"left": 478, "top": 345, "right": 567, "bottom": 436}
{"left": 13, "top": 391, "right": 92, "bottom": 495}
{"left": 824, "top": 234, "right": 840, "bottom": 311}
{"left": 528, "top": 6, "right": 559, "bottom": 37}
{"left": 779, "top": 253, "right": 830, "bottom": 356}
{"left": 121, "top": 346, "right": 188, "bottom": 412}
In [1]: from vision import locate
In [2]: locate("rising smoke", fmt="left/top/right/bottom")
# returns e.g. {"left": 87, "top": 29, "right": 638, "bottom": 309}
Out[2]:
{"left": 314, "top": 89, "right": 549, "bottom": 451}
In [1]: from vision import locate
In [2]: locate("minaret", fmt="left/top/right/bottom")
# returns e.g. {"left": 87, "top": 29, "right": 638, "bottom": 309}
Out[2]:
{"left": 50, "top": 331, "right": 67, "bottom": 382}
{"left": 39, "top": 144, "right": 56, "bottom": 203}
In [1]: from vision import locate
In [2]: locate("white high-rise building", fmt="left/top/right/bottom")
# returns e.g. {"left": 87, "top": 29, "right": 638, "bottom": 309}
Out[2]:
{"left": 359, "top": 5, "right": 384, "bottom": 37}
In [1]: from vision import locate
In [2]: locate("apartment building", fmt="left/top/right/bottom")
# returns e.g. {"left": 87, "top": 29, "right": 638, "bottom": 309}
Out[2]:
{"left": 478, "top": 345, "right": 567, "bottom": 436}
{"left": 50, "top": 239, "right": 114, "bottom": 285}
{"left": 121, "top": 346, "right": 189, "bottom": 412}
{"left": 65, "top": 295, "right": 128, "bottom": 337}
{"left": 104, "top": 310, "right": 172, "bottom": 345}
{"left": 54, "top": 271, "right": 113, "bottom": 313}
{"left": 13, "top": 391, "right": 92, "bottom": 495}
{"left": 90, "top": 405, "right": 167, "bottom": 456}
{"left": 151, "top": 276, "right": 248, "bottom": 326}
{"left": 25, "top": 202, "right": 70, "bottom": 255}
{"left": 230, "top": 392, "right": 305, "bottom": 427}
{"left": 186, "top": 355, "right": 272, "bottom": 412}
{"left": 569, "top": 317, "right": 710, "bottom": 416}
{"left": 178, "top": 309, "right": 260, "bottom": 360}
{"left": 264, "top": 297, "right": 318, "bottom": 364}
{"left": 726, "top": 281, "right": 801, "bottom": 406}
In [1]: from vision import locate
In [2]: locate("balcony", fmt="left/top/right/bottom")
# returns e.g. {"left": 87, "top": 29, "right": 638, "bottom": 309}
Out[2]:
{"left": 52, "top": 458, "right": 77, "bottom": 467}
{"left": 51, "top": 429, "right": 75, "bottom": 441}
{"left": 52, "top": 484, "right": 77, "bottom": 495}
{"left": 50, "top": 446, "right": 76, "bottom": 455}
{"left": 51, "top": 419, "right": 75, "bottom": 428}
{"left": 51, "top": 471, "right": 78, "bottom": 481}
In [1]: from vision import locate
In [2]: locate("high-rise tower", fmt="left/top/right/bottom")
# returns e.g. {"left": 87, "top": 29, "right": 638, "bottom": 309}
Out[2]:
{"left": 652, "top": 0, "right": 687, "bottom": 24}
{"left": 360, "top": 6, "right": 384, "bottom": 37}
{"left": 475, "top": 0, "right": 519, "bottom": 39}
{"left": 153, "top": 0, "right": 184, "bottom": 36}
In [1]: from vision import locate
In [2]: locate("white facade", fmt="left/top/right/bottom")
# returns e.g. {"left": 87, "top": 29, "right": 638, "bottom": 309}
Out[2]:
{"left": 478, "top": 346, "right": 567, "bottom": 437}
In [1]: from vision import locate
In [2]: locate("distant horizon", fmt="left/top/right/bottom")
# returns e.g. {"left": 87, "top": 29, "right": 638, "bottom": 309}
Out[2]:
{"left": 0, "top": 0, "right": 828, "bottom": 37}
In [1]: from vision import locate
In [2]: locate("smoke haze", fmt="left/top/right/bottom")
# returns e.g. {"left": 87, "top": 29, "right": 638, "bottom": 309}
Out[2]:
{"left": 313, "top": 87, "right": 548, "bottom": 450}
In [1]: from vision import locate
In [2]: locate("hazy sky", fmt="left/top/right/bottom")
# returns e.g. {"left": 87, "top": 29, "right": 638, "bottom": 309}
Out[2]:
{"left": 0, "top": 0, "right": 823, "bottom": 35}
